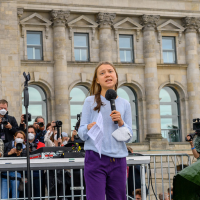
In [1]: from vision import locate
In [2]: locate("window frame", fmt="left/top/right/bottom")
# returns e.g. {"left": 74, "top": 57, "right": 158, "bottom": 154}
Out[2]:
{"left": 27, "top": 31, "right": 43, "bottom": 60}
{"left": 119, "top": 34, "right": 134, "bottom": 63}
{"left": 74, "top": 33, "right": 90, "bottom": 62}
{"left": 160, "top": 86, "right": 181, "bottom": 142}
{"left": 117, "top": 86, "right": 139, "bottom": 143}
{"left": 22, "top": 85, "right": 47, "bottom": 124}
{"left": 162, "top": 36, "right": 176, "bottom": 64}
{"left": 70, "top": 85, "right": 89, "bottom": 132}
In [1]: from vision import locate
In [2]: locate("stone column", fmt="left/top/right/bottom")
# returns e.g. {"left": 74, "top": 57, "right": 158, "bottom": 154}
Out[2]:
{"left": 183, "top": 17, "right": 200, "bottom": 130}
{"left": 97, "top": 12, "right": 116, "bottom": 62}
{"left": 0, "top": 1, "right": 21, "bottom": 122}
{"left": 141, "top": 15, "right": 163, "bottom": 141}
{"left": 51, "top": 10, "right": 70, "bottom": 131}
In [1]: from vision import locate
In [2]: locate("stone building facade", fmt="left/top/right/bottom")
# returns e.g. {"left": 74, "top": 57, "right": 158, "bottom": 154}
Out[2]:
{"left": 1, "top": 0, "right": 200, "bottom": 153}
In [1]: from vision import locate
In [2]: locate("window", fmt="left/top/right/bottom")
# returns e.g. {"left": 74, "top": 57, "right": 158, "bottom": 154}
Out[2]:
{"left": 119, "top": 35, "right": 133, "bottom": 62}
{"left": 162, "top": 37, "right": 176, "bottom": 63}
{"left": 117, "top": 86, "right": 138, "bottom": 142}
{"left": 70, "top": 86, "right": 89, "bottom": 131}
{"left": 74, "top": 33, "right": 89, "bottom": 61}
{"left": 159, "top": 87, "right": 181, "bottom": 142}
{"left": 22, "top": 85, "right": 47, "bottom": 124}
{"left": 27, "top": 31, "right": 43, "bottom": 60}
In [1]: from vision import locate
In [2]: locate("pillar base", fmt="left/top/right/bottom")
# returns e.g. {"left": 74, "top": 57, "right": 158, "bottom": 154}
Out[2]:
{"left": 145, "top": 133, "right": 163, "bottom": 140}
{"left": 145, "top": 134, "right": 169, "bottom": 150}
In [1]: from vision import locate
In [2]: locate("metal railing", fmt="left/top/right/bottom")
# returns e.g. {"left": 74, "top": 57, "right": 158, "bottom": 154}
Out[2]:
{"left": 144, "top": 153, "right": 191, "bottom": 200}
{"left": 161, "top": 129, "right": 180, "bottom": 142}
{"left": 0, "top": 156, "right": 150, "bottom": 200}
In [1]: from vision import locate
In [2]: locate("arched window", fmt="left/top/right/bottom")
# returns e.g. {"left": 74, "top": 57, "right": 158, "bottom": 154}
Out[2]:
{"left": 117, "top": 86, "right": 139, "bottom": 143}
{"left": 159, "top": 87, "right": 181, "bottom": 142}
{"left": 70, "top": 85, "right": 89, "bottom": 131}
{"left": 22, "top": 85, "right": 47, "bottom": 124}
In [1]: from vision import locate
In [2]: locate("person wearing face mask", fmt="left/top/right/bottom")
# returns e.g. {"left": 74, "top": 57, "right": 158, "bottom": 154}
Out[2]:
{"left": 44, "top": 123, "right": 55, "bottom": 147}
{"left": 33, "top": 116, "right": 47, "bottom": 144}
{"left": 25, "top": 125, "right": 45, "bottom": 200}
{"left": 0, "top": 99, "right": 19, "bottom": 143}
{"left": 1, "top": 130, "right": 26, "bottom": 199}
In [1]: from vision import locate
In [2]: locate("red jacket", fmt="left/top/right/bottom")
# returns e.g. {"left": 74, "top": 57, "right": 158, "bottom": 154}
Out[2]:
{"left": 37, "top": 141, "right": 45, "bottom": 149}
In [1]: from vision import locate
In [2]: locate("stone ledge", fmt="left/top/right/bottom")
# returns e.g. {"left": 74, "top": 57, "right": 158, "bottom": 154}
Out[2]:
{"left": 157, "top": 64, "right": 187, "bottom": 68}
{"left": 21, "top": 60, "right": 54, "bottom": 66}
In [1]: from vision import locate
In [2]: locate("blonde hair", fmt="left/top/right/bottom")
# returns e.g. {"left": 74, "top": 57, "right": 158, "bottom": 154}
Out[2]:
{"left": 90, "top": 62, "right": 118, "bottom": 112}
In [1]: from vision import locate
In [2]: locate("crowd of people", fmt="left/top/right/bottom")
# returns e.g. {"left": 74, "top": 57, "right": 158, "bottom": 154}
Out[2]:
{"left": 0, "top": 99, "right": 83, "bottom": 199}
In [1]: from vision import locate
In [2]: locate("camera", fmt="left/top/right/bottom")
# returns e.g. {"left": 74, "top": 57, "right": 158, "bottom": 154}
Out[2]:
{"left": 185, "top": 118, "right": 200, "bottom": 141}
{"left": 23, "top": 113, "right": 31, "bottom": 123}
{"left": 37, "top": 122, "right": 44, "bottom": 127}
{"left": 29, "top": 142, "right": 38, "bottom": 152}
{"left": 16, "top": 143, "right": 22, "bottom": 151}
{"left": 73, "top": 113, "right": 81, "bottom": 139}
{"left": 1, "top": 118, "right": 8, "bottom": 126}
{"left": 53, "top": 120, "right": 62, "bottom": 127}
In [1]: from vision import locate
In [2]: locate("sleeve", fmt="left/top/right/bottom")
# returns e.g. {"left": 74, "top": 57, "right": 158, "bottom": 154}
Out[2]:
{"left": 18, "top": 123, "right": 25, "bottom": 131}
{"left": 44, "top": 132, "right": 55, "bottom": 147}
{"left": 0, "top": 139, "right": 4, "bottom": 157}
{"left": 3, "top": 142, "right": 10, "bottom": 157}
{"left": 78, "top": 97, "right": 92, "bottom": 141}
{"left": 123, "top": 102, "right": 133, "bottom": 143}
{"left": 10, "top": 116, "right": 19, "bottom": 134}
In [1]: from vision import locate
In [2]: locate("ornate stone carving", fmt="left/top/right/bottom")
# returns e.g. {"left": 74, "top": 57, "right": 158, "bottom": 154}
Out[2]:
{"left": 50, "top": 10, "right": 70, "bottom": 27}
{"left": 182, "top": 17, "right": 200, "bottom": 32}
{"left": 140, "top": 15, "right": 160, "bottom": 29}
{"left": 97, "top": 12, "right": 116, "bottom": 27}
{"left": 17, "top": 8, "right": 23, "bottom": 18}
{"left": 67, "top": 15, "right": 98, "bottom": 40}
{"left": 157, "top": 19, "right": 185, "bottom": 43}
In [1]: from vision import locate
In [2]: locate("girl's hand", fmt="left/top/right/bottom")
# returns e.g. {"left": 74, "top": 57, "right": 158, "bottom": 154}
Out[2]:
{"left": 110, "top": 110, "right": 124, "bottom": 127}
{"left": 87, "top": 122, "right": 96, "bottom": 130}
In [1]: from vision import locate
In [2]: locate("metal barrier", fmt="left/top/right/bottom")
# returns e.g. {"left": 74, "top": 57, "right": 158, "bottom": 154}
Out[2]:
{"left": 0, "top": 156, "right": 150, "bottom": 200}
{"left": 144, "top": 153, "right": 191, "bottom": 200}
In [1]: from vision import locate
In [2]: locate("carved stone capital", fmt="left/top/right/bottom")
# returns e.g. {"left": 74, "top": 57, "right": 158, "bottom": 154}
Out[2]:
{"left": 50, "top": 10, "right": 70, "bottom": 27}
{"left": 140, "top": 15, "right": 160, "bottom": 30}
{"left": 17, "top": 8, "right": 23, "bottom": 19}
{"left": 182, "top": 17, "right": 200, "bottom": 32}
{"left": 97, "top": 12, "right": 116, "bottom": 28}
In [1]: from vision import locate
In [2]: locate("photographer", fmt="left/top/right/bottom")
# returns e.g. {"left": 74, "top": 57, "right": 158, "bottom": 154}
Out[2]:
{"left": 186, "top": 133, "right": 200, "bottom": 160}
{"left": 26, "top": 125, "right": 45, "bottom": 200}
{"left": 186, "top": 118, "right": 200, "bottom": 160}
{"left": 33, "top": 116, "right": 47, "bottom": 143}
{"left": 69, "top": 115, "right": 84, "bottom": 143}
{"left": 0, "top": 99, "right": 19, "bottom": 143}
{"left": 1, "top": 130, "right": 26, "bottom": 199}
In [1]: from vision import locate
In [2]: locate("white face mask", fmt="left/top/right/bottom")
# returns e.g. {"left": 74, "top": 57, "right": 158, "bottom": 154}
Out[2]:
{"left": 15, "top": 138, "right": 24, "bottom": 144}
{"left": 0, "top": 109, "right": 7, "bottom": 116}
{"left": 62, "top": 140, "right": 68, "bottom": 146}
{"left": 28, "top": 133, "right": 35, "bottom": 141}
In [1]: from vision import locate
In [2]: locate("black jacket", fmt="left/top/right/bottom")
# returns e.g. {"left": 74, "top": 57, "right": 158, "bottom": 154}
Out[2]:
{"left": 4, "top": 140, "right": 26, "bottom": 157}
{"left": 1, "top": 114, "right": 19, "bottom": 143}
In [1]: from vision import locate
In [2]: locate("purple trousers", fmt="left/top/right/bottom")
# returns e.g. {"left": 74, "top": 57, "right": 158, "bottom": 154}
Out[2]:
{"left": 84, "top": 150, "right": 127, "bottom": 200}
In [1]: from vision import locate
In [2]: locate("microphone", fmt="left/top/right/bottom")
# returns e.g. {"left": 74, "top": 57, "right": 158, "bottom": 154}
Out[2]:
{"left": 105, "top": 89, "right": 118, "bottom": 124}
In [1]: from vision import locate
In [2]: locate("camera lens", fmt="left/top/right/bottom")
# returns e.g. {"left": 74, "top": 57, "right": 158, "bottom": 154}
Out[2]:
{"left": 39, "top": 122, "right": 44, "bottom": 127}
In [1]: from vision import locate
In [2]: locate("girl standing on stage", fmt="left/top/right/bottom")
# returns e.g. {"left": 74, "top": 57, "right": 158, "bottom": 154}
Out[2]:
{"left": 79, "top": 62, "right": 133, "bottom": 200}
